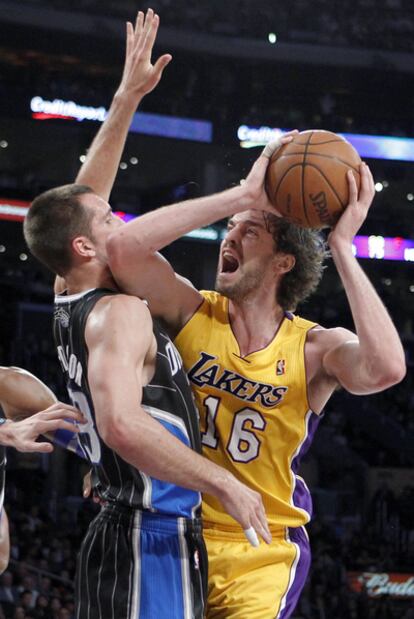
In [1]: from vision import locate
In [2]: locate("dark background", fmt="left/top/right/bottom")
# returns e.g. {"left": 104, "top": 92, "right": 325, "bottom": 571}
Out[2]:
{"left": 0, "top": 2, "right": 413, "bottom": 618}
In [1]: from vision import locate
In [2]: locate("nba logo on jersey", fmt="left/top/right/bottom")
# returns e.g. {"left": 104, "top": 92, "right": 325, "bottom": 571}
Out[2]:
{"left": 276, "top": 359, "right": 286, "bottom": 375}
{"left": 54, "top": 306, "right": 70, "bottom": 328}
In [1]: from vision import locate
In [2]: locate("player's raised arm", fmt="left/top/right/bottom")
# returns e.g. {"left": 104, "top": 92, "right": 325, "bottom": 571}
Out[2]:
{"left": 86, "top": 294, "right": 271, "bottom": 544}
{"left": 317, "top": 164, "right": 405, "bottom": 394}
{"left": 106, "top": 134, "right": 297, "bottom": 332}
{"left": 75, "top": 9, "right": 171, "bottom": 201}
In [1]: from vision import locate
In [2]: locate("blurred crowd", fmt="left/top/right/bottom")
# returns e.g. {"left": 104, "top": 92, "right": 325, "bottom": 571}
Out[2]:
{"left": 17, "top": 0, "right": 414, "bottom": 53}
{"left": 292, "top": 517, "right": 414, "bottom": 619}
{"left": 0, "top": 0, "right": 412, "bottom": 144}
{"left": 0, "top": 476, "right": 97, "bottom": 619}
{"left": 0, "top": 474, "right": 412, "bottom": 619}
{"left": 0, "top": 48, "right": 409, "bottom": 140}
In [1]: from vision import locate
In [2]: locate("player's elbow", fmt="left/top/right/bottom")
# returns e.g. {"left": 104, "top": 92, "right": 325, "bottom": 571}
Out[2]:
{"left": 107, "top": 228, "right": 149, "bottom": 274}
{"left": 365, "top": 357, "right": 406, "bottom": 392}
{"left": 98, "top": 415, "right": 135, "bottom": 454}
{"left": 98, "top": 416, "right": 123, "bottom": 449}
{"left": 378, "top": 359, "right": 406, "bottom": 389}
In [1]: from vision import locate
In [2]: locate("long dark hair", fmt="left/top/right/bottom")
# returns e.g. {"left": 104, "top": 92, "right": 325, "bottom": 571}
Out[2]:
{"left": 266, "top": 214, "right": 328, "bottom": 311}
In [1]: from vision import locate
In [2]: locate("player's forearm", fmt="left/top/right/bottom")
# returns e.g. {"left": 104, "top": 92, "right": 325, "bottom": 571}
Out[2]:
{"left": 101, "top": 407, "right": 231, "bottom": 497}
{"left": 76, "top": 90, "right": 142, "bottom": 201}
{"left": 108, "top": 184, "right": 250, "bottom": 256}
{"left": 0, "top": 511, "right": 10, "bottom": 575}
{"left": 331, "top": 243, "right": 406, "bottom": 386}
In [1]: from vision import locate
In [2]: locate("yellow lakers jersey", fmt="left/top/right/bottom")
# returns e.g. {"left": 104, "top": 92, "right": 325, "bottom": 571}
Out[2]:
{"left": 175, "top": 290, "right": 322, "bottom": 530}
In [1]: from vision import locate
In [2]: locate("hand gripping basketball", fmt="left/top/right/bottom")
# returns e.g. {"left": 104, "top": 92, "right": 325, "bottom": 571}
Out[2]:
{"left": 261, "top": 130, "right": 299, "bottom": 159}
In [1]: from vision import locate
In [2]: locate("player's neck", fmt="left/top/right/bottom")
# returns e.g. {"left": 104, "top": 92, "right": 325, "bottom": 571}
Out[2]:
{"left": 64, "top": 264, "right": 117, "bottom": 296}
{"left": 228, "top": 295, "right": 285, "bottom": 357}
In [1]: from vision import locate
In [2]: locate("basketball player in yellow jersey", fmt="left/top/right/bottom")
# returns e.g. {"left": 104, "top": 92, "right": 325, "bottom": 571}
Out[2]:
{"left": 67, "top": 15, "right": 405, "bottom": 615}
{"left": 104, "top": 165, "right": 405, "bottom": 618}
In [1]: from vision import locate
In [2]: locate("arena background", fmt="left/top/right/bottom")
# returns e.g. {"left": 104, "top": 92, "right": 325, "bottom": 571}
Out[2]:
{"left": 0, "top": 2, "right": 413, "bottom": 618}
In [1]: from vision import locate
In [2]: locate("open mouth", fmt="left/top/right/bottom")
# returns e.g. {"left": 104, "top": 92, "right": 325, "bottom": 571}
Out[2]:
{"left": 221, "top": 253, "right": 239, "bottom": 274}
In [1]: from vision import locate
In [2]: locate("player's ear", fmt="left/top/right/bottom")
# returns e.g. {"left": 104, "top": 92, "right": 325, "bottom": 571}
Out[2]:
{"left": 72, "top": 235, "right": 96, "bottom": 259}
{"left": 273, "top": 253, "right": 295, "bottom": 275}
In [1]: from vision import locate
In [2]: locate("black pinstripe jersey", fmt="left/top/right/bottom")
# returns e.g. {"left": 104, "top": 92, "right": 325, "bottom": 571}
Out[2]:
{"left": 53, "top": 288, "right": 202, "bottom": 518}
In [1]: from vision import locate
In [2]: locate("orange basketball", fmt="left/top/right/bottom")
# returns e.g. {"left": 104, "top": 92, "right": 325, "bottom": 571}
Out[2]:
{"left": 265, "top": 130, "right": 361, "bottom": 228}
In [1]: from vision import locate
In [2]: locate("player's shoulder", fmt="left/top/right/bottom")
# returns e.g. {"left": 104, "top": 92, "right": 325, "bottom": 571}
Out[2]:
{"left": 199, "top": 289, "right": 228, "bottom": 311}
{"left": 94, "top": 292, "right": 149, "bottom": 314}
{"left": 307, "top": 325, "right": 357, "bottom": 351}
{"left": 288, "top": 313, "right": 318, "bottom": 331}
{"left": 179, "top": 289, "right": 222, "bottom": 322}
{"left": 200, "top": 289, "right": 218, "bottom": 302}
{"left": 87, "top": 294, "right": 152, "bottom": 336}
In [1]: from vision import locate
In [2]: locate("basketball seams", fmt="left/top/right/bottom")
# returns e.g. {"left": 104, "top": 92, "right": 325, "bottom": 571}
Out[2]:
{"left": 301, "top": 132, "right": 313, "bottom": 226}
{"left": 274, "top": 153, "right": 360, "bottom": 174}
{"left": 292, "top": 138, "right": 346, "bottom": 146}
{"left": 266, "top": 130, "right": 361, "bottom": 228}
{"left": 308, "top": 138, "right": 347, "bottom": 145}
{"left": 271, "top": 164, "right": 308, "bottom": 227}
{"left": 272, "top": 165, "right": 295, "bottom": 205}
{"left": 306, "top": 163, "right": 346, "bottom": 217}
{"left": 274, "top": 162, "right": 348, "bottom": 226}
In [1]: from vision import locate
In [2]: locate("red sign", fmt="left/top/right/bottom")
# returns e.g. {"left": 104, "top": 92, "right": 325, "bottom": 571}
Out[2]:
{"left": 0, "top": 199, "right": 30, "bottom": 221}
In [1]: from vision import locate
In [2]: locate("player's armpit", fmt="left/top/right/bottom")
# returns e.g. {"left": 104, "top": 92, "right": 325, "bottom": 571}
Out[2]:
{"left": 106, "top": 237, "right": 202, "bottom": 335}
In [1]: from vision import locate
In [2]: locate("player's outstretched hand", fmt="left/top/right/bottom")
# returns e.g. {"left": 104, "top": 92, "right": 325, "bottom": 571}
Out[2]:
{"left": 241, "top": 130, "right": 299, "bottom": 214}
{"left": 0, "top": 402, "right": 85, "bottom": 453}
{"left": 117, "top": 8, "right": 172, "bottom": 101}
{"left": 218, "top": 475, "right": 272, "bottom": 546}
{"left": 328, "top": 162, "right": 375, "bottom": 249}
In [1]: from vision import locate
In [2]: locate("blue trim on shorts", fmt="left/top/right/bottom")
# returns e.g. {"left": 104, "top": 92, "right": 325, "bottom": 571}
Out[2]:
{"left": 137, "top": 513, "right": 187, "bottom": 619}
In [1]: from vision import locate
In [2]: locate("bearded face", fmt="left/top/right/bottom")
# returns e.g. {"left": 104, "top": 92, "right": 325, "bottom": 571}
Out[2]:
{"left": 215, "top": 211, "right": 278, "bottom": 302}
